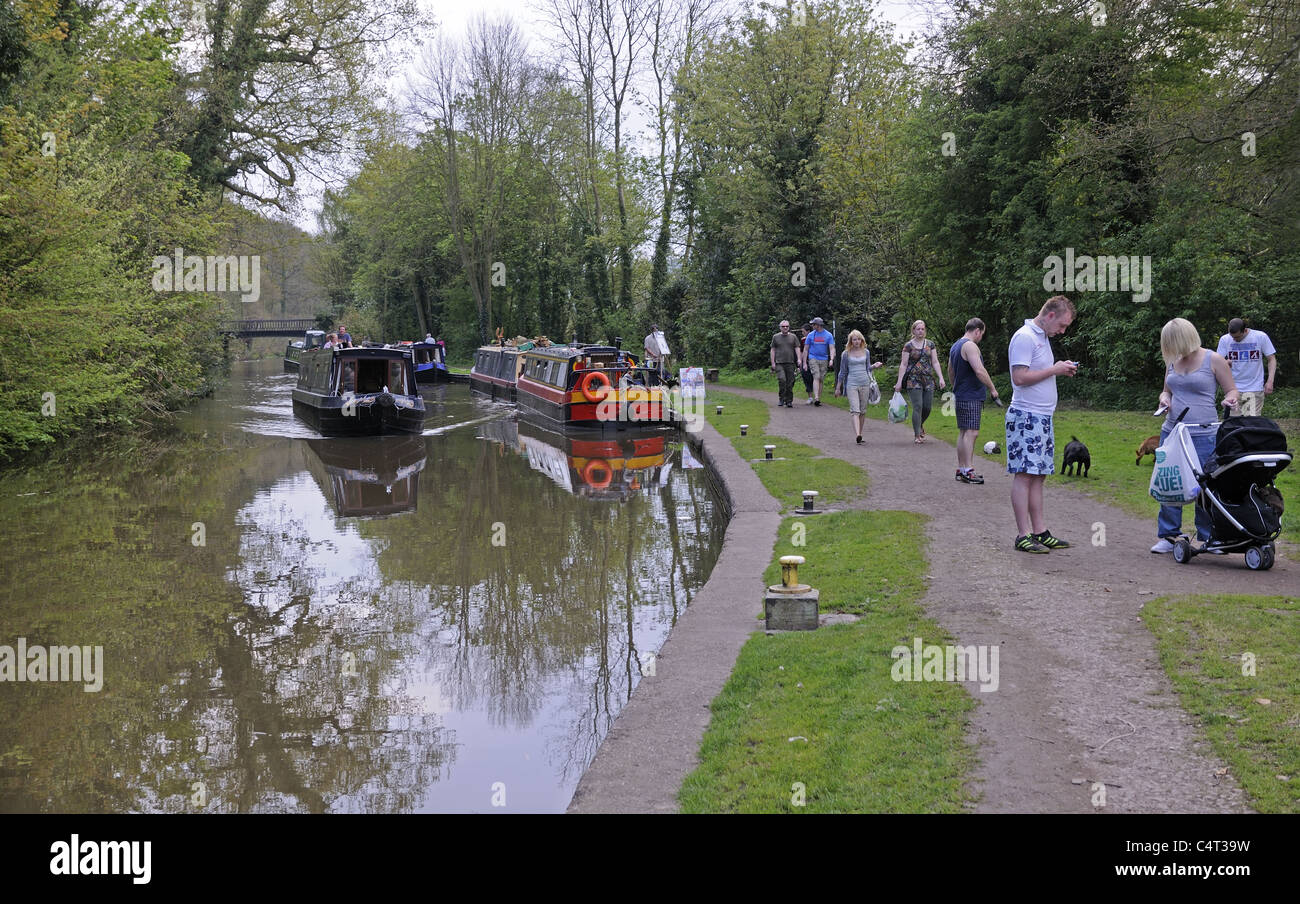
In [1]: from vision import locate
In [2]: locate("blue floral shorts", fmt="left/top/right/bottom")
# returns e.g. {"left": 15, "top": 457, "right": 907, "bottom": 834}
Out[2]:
{"left": 1005, "top": 407, "right": 1055, "bottom": 475}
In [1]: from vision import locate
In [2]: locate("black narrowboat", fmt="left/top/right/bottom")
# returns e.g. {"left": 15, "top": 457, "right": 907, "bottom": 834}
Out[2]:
{"left": 284, "top": 330, "right": 326, "bottom": 371}
{"left": 469, "top": 344, "right": 526, "bottom": 401}
{"left": 516, "top": 345, "right": 678, "bottom": 428}
{"left": 292, "top": 347, "right": 426, "bottom": 435}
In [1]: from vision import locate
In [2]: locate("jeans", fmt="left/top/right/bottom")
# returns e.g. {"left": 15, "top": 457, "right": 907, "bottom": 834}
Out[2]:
{"left": 907, "top": 386, "right": 934, "bottom": 436}
{"left": 775, "top": 362, "right": 796, "bottom": 405}
{"left": 1156, "top": 426, "right": 1216, "bottom": 541}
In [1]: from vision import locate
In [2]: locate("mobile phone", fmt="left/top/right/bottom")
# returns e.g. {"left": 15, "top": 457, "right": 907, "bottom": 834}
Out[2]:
{"left": 1153, "top": 405, "right": 1168, "bottom": 417}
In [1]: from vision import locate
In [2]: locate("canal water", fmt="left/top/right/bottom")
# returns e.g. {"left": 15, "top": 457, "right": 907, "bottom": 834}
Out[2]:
{"left": 0, "top": 359, "right": 726, "bottom": 813}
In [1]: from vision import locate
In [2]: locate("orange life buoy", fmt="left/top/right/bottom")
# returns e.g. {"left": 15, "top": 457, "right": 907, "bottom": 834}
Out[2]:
{"left": 580, "top": 370, "right": 612, "bottom": 402}
{"left": 582, "top": 459, "right": 613, "bottom": 489}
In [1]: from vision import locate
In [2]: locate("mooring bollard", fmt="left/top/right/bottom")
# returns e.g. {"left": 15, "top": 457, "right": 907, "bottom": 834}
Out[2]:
{"left": 800, "top": 490, "right": 821, "bottom": 514}
{"left": 716, "top": 405, "right": 723, "bottom": 416}
{"left": 765, "top": 555, "right": 819, "bottom": 631}
{"left": 764, "top": 444, "right": 775, "bottom": 460}
{"left": 740, "top": 424, "right": 749, "bottom": 436}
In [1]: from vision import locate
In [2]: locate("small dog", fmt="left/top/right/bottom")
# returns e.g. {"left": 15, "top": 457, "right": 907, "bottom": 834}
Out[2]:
{"left": 1062, "top": 436, "right": 1090, "bottom": 476}
{"left": 1135, "top": 435, "right": 1160, "bottom": 465}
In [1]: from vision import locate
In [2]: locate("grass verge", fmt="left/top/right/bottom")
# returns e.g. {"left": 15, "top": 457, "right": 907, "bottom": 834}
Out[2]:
{"left": 1143, "top": 594, "right": 1300, "bottom": 813}
{"left": 678, "top": 510, "right": 975, "bottom": 813}
{"left": 704, "top": 390, "right": 867, "bottom": 509}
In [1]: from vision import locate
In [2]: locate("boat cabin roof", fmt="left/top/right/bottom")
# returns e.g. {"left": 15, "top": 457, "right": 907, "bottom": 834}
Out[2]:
{"left": 302, "top": 346, "right": 411, "bottom": 360}
{"left": 527, "top": 345, "right": 621, "bottom": 361}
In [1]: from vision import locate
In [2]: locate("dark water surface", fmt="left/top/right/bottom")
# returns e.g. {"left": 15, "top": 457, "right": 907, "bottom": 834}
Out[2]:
{"left": 0, "top": 360, "right": 725, "bottom": 812}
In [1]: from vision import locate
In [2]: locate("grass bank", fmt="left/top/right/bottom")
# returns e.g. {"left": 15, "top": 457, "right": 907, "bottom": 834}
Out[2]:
{"left": 678, "top": 510, "right": 975, "bottom": 813}
{"left": 1143, "top": 594, "right": 1300, "bottom": 813}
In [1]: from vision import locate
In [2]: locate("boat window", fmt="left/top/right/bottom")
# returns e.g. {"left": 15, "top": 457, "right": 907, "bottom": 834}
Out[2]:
{"left": 340, "top": 360, "right": 357, "bottom": 394}
{"left": 353, "top": 359, "right": 388, "bottom": 394}
{"left": 388, "top": 359, "right": 408, "bottom": 394}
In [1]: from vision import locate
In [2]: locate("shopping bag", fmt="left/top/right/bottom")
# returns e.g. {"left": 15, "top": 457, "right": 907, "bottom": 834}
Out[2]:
{"left": 1148, "top": 424, "right": 1200, "bottom": 505}
{"left": 867, "top": 379, "right": 881, "bottom": 405}
{"left": 888, "top": 391, "right": 908, "bottom": 423}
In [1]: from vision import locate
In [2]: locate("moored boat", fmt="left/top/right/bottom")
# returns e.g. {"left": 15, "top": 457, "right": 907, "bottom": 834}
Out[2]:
{"left": 292, "top": 346, "right": 426, "bottom": 435}
{"left": 469, "top": 343, "right": 527, "bottom": 401}
{"left": 284, "top": 330, "right": 326, "bottom": 371}
{"left": 516, "top": 344, "right": 678, "bottom": 428}
{"left": 396, "top": 339, "right": 448, "bottom": 384}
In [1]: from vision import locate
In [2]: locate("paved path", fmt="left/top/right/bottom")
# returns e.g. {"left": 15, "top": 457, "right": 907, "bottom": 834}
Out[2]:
{"left": 566, "top": 417, "right": 780, "bottom": 813}
{"left": 723, "top": 386, "right": 1295, "bottom": 812}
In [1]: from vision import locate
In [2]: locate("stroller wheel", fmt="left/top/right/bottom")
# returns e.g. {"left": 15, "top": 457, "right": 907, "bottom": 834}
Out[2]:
{"left": 1260, "top": 545, "right": 1275, "bottom": 571}
{"left": 1244, "top": 545, "right": 1265, "bottom": 571}
{"left": 1172, "top": 538, "right": 1192, "bottom": 564}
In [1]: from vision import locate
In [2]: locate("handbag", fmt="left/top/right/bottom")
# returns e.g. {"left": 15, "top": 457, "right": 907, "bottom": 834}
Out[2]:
{"left": 867, "top": 377, "right": 881, "bottom": 405}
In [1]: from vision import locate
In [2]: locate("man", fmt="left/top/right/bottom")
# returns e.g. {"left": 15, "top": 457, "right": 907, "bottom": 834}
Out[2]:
{"left": 338, "top": 325, "right": 353, "bottom": 348}
{"left": 948, "top": 317, "right": 1001, "bottom": 484}
{"left": 770, "top": 319, "right": 802, "bottom": 408}
{"left": 1006, "top": 296, "right": 1078, "bottom": 553}
{"left": 1216, "top": 318, "right": 1276, "bottom": 416}
{"left": 803, "top": 317, "right": 835, "bottom": 406}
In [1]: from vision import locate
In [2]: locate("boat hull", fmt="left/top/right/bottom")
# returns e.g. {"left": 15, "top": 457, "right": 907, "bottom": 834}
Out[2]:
{"left": 292, "top": 390, "right": 426, "bottom": 436}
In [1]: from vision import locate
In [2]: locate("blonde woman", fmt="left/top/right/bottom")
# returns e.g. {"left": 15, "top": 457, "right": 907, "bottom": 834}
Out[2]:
{"left": 1150, "top": 318, "right": 1239, "bottom": 553}
{"left": 834, "top": 330, "right": 885, "bottom": 443}
{"left": 893, "top": 320, "right": 946, "bottom": 442}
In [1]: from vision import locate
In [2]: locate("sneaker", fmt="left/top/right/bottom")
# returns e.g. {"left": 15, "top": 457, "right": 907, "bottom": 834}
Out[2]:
{"left": 957, "top": 470, "right": 984, "bottom": 484}
{"left": 1034, "top": 530, "right": 1070, "bottom": 549}
{"left": 1150, "top": 538, "right": 1175, "bottom": 554}
{"left": 1015, "top": 535, "right": 1050, "bottom": 554}
{"left": 805, "top": 398, "right": 814, "bottom": 405}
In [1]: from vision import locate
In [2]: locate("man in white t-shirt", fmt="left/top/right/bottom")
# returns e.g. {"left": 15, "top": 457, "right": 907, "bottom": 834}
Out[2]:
{"left": 1005, "top": 295, "right": 1078, "bottom": 554}
{"left": 1216, "top": 318, "right": 1276, "bottom": 416}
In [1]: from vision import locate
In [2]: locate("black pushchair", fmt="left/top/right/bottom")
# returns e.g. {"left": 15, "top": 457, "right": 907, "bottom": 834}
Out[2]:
{"left": 1171, "top": 415, "right": 1292, "bottom": 570}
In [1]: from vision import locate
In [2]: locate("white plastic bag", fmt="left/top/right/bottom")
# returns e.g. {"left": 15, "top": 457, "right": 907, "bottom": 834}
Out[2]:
{"left": 888, "top": 391, "right": 908, "bottom": 424}
{"left": 1148, "top": 424, "right": 1201, "bottom": 505}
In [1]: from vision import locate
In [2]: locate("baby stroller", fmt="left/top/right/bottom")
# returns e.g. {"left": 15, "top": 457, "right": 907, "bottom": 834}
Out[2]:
{"left": 1171, "top": 415, "right": 1292, "bottom": 570}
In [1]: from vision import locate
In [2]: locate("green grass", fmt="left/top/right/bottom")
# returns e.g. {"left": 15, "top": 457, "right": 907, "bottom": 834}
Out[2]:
{"left": 1143, "top": 594, "right": 1300, "bottom": 813}
{"left": 719, "top": 372, "right": 1300, "bottom": 544}
{"left": 705, "top": 390, "right": 868, "bottom": 509}
{"left": 678, "top": 510, "right": 975, "bottom": 813}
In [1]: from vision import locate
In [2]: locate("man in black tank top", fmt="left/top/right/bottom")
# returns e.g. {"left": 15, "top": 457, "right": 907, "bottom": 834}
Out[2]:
{"left": 947, "top": 318, "right": 1001, "bottom": 484}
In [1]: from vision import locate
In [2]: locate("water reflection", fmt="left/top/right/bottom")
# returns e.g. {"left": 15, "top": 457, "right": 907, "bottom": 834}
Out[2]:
{"left": 0, "top": 360, "right": 724, "bottom": 813}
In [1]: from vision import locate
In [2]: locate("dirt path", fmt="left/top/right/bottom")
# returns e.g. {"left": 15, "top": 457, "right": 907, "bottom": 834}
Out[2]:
{"left": 724, "top": 386, "right": 1294, "bottom": 813}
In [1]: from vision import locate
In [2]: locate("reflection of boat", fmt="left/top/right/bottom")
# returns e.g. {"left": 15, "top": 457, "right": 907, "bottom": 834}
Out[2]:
{"left": 390, "top": 339, "right": 448, "bottom": 384}
{"left": 488, "top": 417, "right": 675, "bottom": 500}
{"left": 305, "top": 436, "right": 428, "bottom": 517}
{"left": 470, "top": 344, "right": 526, "bottom": 401}
{"left": 284, "top": 330, "right": 326, "bottom": 371}
{"left": 517, "top": 345, "right": 677, "bottom": 428}
{"left": 292, "top": 347, "right": 426, "bottom": 435}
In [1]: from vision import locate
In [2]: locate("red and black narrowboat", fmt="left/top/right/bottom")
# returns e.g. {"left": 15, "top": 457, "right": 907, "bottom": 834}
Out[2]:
{"left": 516, "top": 345, "right": 677, "bottom": 428}
{"left": 292, "top": 346, "right": 426, "bottom": 435}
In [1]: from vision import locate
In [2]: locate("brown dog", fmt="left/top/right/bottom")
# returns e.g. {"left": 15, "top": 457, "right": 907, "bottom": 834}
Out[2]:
{"left": 1135, "top": 435, "right": 1160, "bottom": 465}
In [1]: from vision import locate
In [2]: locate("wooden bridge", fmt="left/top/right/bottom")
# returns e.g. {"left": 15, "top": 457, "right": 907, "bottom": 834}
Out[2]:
{"left": 218, "top": 318, "right": 318, "bottom": 338}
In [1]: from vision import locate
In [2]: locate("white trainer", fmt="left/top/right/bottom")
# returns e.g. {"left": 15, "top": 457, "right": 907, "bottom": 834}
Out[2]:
{"left": 1150, "top": 538, "right": 1175, "bottom": 554}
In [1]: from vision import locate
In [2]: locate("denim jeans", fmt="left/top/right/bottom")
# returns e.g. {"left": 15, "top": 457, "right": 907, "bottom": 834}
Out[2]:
{"left": 1156, "top": 426, "right": 1216, "bottom": 541}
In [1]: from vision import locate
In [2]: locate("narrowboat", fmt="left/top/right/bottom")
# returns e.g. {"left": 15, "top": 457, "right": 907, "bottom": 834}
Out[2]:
{"left": 469, "top": 343, "right": 527, "bottom": 401}
{"left": 284, "top": 329, "right": 326, "bottom": 371}
{"left": 396, "top": 339, "right": 448, "bottom": 384}
{"left": 516, "top": 344, "right": 678, "bottom": 428}
{"left": 292, "top": 346, "right": 426, "bottom": 435}
{"left": 304, "top": 435, "right": 427, "bottom": 517}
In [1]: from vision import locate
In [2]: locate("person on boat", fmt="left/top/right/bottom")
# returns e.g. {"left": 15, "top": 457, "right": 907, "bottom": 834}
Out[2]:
{"left": 338, "top": 326, "right": 353, "bottom": 348}
{"left": 323, "top": 332, "right": 339, "bottom": 349}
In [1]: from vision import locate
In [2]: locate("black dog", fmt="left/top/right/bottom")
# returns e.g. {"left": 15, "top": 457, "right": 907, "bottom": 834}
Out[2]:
{"left": 1062, "top": 436, "right": 1090, "bottom": 477}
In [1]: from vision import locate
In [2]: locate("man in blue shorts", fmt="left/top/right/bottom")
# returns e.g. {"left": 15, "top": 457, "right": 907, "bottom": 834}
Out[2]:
{"left": 1006, "top": 296, "right": 1077, "bottom": 553}
{"left": 948, "top": 317, "right": 1000, "bottom": 484}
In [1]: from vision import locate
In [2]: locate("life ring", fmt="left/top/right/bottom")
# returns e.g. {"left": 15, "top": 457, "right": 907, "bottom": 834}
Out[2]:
{"left": 580, "top": 371, "right": 612, "bottom": 401}
{"left": 582, "top": 459, "right": 613, "bottom": 489}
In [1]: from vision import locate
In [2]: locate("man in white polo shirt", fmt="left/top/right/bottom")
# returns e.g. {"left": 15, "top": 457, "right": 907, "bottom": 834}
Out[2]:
{"left": 1005, "top": 295, "right": 1078, "bottom": 554}
{"left": 1216, "top": 318, "right": 1276, "bottom": 416}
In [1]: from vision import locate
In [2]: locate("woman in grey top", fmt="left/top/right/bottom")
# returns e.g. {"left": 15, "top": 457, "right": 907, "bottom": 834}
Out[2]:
{"left": 1151, "top": 318, "right": 1239, "bottom": 553}
{"left": 834, "top": 329, "right": 885, "bottom": 443}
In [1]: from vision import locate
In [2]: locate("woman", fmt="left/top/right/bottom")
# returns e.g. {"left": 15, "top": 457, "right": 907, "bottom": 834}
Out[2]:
{"left": 834, "top": 330, "right": 885, "bottom": 443}
{"left": 893, "top": 320, "right": 946, "bottom": 443}
{"left": 1151, "top": 318, "right": 1239, "bottom": 553}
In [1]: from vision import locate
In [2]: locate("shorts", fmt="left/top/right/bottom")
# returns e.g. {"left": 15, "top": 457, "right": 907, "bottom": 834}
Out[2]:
{"left": 1005, "top": 406, "right": 1055, "bottom": 475}
{"left": 846, "top": 383, "right": 870, "bottom": 414}
{"left": 808, "top": 358, "right": 829, "bottom": 382}
{"left": 956, "top": 399, "right": 983, "bottom": 431}
{"left": 1233, "top": 391, "right": 1264, "bottom": 417}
